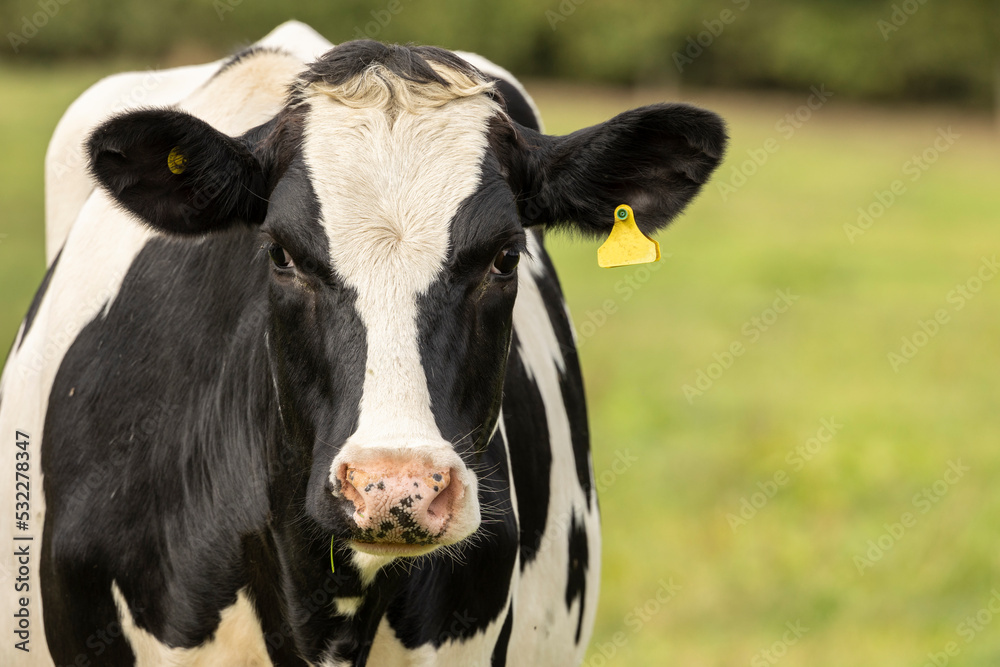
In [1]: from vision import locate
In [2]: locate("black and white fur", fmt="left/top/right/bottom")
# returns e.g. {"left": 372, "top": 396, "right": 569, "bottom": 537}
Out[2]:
{"left": 0, "top": 21, "right": 726, "bottom": 667}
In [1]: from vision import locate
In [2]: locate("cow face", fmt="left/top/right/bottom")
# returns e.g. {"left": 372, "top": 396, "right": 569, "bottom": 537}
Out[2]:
{"left": 87, "top": 41, "right": 726, "bottom": 563}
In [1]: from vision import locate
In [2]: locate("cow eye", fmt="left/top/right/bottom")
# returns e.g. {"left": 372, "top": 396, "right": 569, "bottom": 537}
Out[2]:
{"left": 491, "top": 248, "right": 520, "bottom": 276}
{"left": 268, "top": 243, "right": 294, "bottom": 269}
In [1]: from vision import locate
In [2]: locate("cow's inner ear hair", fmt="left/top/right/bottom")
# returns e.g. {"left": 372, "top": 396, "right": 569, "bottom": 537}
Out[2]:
{"left": 88, "top": 108, "right": 272, "bottom": 236}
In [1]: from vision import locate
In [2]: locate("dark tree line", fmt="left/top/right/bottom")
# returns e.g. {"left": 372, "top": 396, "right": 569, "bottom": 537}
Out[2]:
{"left": 2, "top": 0, "right": 996, "bottom": 107}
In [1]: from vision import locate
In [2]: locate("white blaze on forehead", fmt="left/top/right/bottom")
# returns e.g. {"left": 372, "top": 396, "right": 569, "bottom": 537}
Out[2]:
{"left": 302, "top": 85, "right": 499, "bottom": 444}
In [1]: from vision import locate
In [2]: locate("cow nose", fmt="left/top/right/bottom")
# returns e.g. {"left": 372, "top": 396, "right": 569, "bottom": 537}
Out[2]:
{"left": 336, "top": 463, "right": 460, "bottom": 544}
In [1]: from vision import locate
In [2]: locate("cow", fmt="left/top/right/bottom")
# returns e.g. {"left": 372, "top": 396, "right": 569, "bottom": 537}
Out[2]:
{"left": 0, "top": 21, "right": 726, "bottom": 667}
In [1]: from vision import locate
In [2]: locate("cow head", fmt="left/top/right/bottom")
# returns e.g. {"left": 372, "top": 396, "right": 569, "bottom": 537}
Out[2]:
{"left": 87, "top": 42, "right": 726, "bottom": 566}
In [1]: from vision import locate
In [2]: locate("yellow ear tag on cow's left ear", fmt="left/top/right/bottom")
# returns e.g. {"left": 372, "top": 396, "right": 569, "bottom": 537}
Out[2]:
{"left": 167, "top": 146, "right": 187, "bottom": 175}
{"left": 597, "top": 204, "right": 660, "bottom": 268}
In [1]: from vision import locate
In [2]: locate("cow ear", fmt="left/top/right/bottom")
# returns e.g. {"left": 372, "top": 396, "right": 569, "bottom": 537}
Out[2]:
{"left": 88, "top": 109, "right": 271, "bottom": 235}
{"left": 498, "top": 103, "right": 727, "bottom": 236}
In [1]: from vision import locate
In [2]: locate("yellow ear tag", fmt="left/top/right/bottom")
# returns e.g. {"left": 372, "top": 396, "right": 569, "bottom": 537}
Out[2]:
{"left": 597, "top": 204, "right": 660, "bottom": 268}
{"left": 330, "top": 534, "right": 336, "bottom": 573}
{"left": 167, "top": 146, "right": 187, "bottom": 175}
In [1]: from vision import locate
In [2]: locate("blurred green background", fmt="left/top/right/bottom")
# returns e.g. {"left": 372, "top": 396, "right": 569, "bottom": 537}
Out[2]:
{"left": 2, "top": 1, "right": 999, "bottom": 665}
{"left": 1, "top": 0, "right": 999, "bottom": 106}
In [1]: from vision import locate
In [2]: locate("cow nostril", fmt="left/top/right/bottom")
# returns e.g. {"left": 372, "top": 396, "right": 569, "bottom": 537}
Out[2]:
{"left": 338, "top": 465, "right": 368, "bottom": 517}
{"left": 426, "top": 469, "right": 459, "bottom": 519}
{"left": 335, "top": 462, "right": 464, "bottom": 538}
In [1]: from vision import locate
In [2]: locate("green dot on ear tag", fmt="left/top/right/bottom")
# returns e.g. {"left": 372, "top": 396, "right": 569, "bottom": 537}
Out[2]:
{"left": 616, "top": 207, "right": 628, "bottom": 220}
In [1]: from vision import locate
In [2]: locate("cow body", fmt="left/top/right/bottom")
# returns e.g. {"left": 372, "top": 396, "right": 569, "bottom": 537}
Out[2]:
{"left": 0, "top": 21, "right": 725, "bottom": 667}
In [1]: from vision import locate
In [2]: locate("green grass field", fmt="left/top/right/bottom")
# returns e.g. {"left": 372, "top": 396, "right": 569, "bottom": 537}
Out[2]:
{"left": 2, "top": 64, "right": 999, "bottom": 666}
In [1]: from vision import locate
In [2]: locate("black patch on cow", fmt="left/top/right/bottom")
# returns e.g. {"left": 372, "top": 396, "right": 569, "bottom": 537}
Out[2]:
{"left": 19, "top": 246, "right": 61, "bottom": 349}
{"left": 261, "top": 155, "right": 334, "bottom": 282}
{"left": 491, "top": 603, "right": 514, "bottom": 666}
{"left": 242, "top": 532, "right": 311, "bottom": 666}
{"left": 566, "top": 511, "right": 589, "bottom": 644}
{"left": 559, "top": 366, "right": 593, "bottom": 508}
{"left": 491, "top": 77, "right": 540, "bottom": 132}
{"left": 413, "top": 140, "right": 564, "bottom": 575}
{"left": 40, "top": 228, "right": 275, "bottom": 657}
{"left": 417, "top": 153, "right": 522, "bottom": 458}
{"left": 39, "top": 526, "right": 139, "bottom": 665}
{"left": 261, "top": 165, "right": 375, "bottom": 548}
{"left": 503, "top": 338, "right": 553, "bottom": 568}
